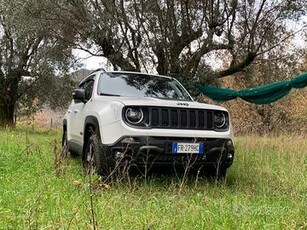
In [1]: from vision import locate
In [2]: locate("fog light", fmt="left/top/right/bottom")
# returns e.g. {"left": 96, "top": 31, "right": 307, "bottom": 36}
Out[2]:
{"left": 227, "top": 153, "right": 233, "bottom": 159}
{"left": 227, "top": 140, "right": 233, "bottom": 147}
{"left": 114, "top": 151, "right": 124, "bottom": 159}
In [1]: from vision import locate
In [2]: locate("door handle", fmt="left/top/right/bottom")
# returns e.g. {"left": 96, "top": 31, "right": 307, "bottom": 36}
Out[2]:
{"left": 67, "top": 110, "right": 71, "bottom": 113}
{"left": 74, "top": 110, "right": 79, "bottom": 113}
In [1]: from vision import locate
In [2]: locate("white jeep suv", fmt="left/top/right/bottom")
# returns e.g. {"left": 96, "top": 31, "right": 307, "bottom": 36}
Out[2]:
{"left": 62, "top": 69, "right": 234, "bottom": 178}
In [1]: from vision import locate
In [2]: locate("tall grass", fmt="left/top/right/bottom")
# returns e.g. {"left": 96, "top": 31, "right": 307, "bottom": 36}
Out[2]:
{"left": 0, "top": 127, "right": 306, "bottom": 229}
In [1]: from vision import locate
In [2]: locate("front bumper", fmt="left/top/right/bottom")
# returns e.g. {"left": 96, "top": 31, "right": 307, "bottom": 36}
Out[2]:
{"left": 103, "top": 136, "right": 235, "bottom": 168}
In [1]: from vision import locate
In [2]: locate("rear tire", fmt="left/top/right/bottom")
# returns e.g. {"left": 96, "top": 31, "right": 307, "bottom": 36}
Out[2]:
{"left": 61, "top": 130, "right": 69, "bottom": 159}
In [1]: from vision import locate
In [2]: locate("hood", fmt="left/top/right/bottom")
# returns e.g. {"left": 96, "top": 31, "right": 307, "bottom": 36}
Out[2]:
{"left": 113, "top": 97, "right": 228, "bottom": 111}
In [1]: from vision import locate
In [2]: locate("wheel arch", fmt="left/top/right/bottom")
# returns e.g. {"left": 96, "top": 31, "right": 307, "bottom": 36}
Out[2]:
{"left": 83, "top": 116, "right": 101, "bottom": 155}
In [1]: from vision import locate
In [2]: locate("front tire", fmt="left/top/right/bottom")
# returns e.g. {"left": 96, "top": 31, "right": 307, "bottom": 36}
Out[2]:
{"left": 83, "top": 134, "right": 101, "bottom": 175}
{"left": 204, "top": 165, "right": 227, "bottom": 181}
{"left": 83, "top": 133, "right": 113, "bottom": 176}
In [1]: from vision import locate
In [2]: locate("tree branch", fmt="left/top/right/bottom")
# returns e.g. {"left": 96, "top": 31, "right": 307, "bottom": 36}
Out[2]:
{"left": 216, "top": 52, "right": 257, "bottom": 78}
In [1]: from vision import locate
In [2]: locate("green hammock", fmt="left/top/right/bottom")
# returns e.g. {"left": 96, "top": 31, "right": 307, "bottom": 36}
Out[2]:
{"left": 197, "top": 73, "right": 307, "bottom": 104}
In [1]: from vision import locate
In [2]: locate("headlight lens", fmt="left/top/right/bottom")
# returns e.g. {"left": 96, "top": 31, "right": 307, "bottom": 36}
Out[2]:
{"left": 125, "top": 108, "right": 144, "bottom": 124}
{"left": 214, "top": 111, "right": 227, "bottom": 129}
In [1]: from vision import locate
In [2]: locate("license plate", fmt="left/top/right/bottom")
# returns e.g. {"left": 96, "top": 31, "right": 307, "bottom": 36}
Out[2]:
{"left": 172, "top": 143, "right": 204, "bottom": 154}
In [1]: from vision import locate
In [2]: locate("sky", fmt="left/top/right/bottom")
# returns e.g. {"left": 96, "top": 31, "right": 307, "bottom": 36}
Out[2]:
{"left": 72, "top": 49, "right": 108, "bottom": 71}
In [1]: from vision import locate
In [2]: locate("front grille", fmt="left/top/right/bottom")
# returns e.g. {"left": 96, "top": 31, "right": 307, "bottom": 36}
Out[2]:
{"left": 149, "top": 107, "right": 214, "bottom": 130}
{"left": 123, "top": 106, "right": 229, "bottom": 131}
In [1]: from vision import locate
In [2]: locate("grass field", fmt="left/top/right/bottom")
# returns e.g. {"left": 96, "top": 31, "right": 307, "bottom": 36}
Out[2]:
{"left": 0, "top": 127, "right": 306, "bottom": 229}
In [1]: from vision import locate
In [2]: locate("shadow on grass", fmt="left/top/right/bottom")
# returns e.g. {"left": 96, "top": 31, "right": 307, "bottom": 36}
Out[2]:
{"left": 66, "top": 155, "right": 234, "bottom": 192}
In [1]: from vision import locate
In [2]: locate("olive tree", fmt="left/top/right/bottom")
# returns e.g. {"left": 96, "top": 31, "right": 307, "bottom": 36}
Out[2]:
{"left": 55, "top": 0, "right": 306, "bottom": 81}
{"left": 0, "top": 0, "right": 72, "bottom": 127}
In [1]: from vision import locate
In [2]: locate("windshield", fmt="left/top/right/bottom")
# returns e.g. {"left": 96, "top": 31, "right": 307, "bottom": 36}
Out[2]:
{"left": 97, "top": 72, "right": 192, "bottom": 101}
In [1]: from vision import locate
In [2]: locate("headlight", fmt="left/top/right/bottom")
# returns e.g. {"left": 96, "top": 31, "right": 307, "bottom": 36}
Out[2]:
{"left": 125, "top": 107, "right": 144, "bottom": 124}
{"left": 214, "top": 111, "right": 227, "bottom": 129}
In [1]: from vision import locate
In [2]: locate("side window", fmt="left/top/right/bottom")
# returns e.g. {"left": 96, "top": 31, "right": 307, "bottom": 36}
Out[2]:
{"left": 83, "top": 80, "right": 94, "bottom": 100}
{"left": 77, "top": 75, "right": 95, "bottom": 103}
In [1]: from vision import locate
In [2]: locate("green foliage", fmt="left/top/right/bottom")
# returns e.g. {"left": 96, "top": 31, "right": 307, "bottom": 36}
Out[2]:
{"left": 18, "top": 74, "right": 76, "bottom": 114}
{"left": 0, "top": 128, "right": 306, "bottom": 229}
{"left": 0, "top": 0, "right": 74, "bottom": 126}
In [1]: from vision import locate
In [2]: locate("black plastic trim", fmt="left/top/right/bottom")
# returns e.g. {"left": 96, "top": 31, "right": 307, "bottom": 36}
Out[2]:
{"left": 103, "top": 136, "right": 234, "bottom": 167}
{"left": 84, "top": 116, "right": 100, "bottom": 138}
{"left": 68, "top": 140, "right": 83, "bottom": 155}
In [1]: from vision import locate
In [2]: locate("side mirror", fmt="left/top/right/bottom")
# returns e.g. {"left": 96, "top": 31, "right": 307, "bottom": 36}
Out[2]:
{"left": 72, "top": 89, "right": 87, "bottom": 103}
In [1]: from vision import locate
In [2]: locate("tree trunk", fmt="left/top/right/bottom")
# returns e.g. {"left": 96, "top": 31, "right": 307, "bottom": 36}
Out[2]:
{"left": 0, "top": 69, "right": 24, "bottom": 128}
{"left": 0, "top": 103, "right": 16, "bottom": 128}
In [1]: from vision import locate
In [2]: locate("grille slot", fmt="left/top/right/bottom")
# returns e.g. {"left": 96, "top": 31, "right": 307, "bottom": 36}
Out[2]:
{"left": 171, "top": 109, "right": 178, "bottom": 127}
{"left": 180, "top": 110, "right": 187, "bottom": 127}
{"left": 151, "top": 108, "right": 159, "bottom": 126}
{"left": 161, "top": 109, "right": 169, "bottom": 127}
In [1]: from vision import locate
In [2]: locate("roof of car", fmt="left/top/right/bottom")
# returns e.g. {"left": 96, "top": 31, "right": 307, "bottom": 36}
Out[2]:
{"left": 107, "top": 71, "right": 173, "bottom": 79}
{"left": 78, "top": 69, "right": 173, "bottom": 86}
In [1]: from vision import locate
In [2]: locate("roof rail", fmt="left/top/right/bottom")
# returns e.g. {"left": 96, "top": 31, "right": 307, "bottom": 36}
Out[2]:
{"left": 90, "top": 68, "right": 106, "bottom": 74}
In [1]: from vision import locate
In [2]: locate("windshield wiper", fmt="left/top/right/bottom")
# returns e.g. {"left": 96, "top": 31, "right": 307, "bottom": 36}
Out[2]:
{"left": 99, "top": 93, "right": 121, "bottom": 97}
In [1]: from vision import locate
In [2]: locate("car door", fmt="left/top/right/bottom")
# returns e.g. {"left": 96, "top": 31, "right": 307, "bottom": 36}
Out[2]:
{"left": 70, "top": 76, "right": 95, "bottom": 144}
